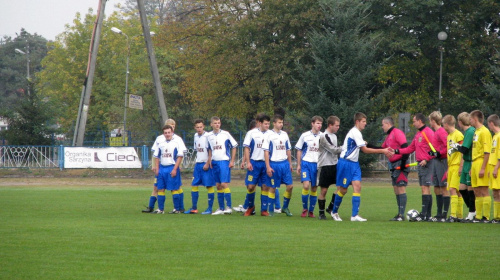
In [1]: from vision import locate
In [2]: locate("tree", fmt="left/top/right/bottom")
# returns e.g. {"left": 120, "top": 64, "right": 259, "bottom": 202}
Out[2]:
{"left": 159, "top": 0, "right": 322, "bottom": 125}
{"left": 297, "top": 0, "right": 384, "bottom": 167}
{"left": 370, "top": 0, "right": 500, "bottom": 116}
{"left": 37, "top": 9, "right": 184, "bottom": 144}
{"left": 0, "top": 29, "right": 48, "bottom": 114}
{"left": 1, "top": 90, "right": 59, "bottom": 145}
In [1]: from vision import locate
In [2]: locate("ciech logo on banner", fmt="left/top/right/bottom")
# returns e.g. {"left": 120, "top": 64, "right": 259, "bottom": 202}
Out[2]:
{"left": 65, "top": 147, "right": 141, "bottom": 168}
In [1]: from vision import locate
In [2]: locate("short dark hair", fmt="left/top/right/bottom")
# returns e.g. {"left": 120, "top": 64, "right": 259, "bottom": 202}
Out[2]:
{"left": 258, "top": 114, "right": 271, "bottom": 123}
{"left": 311, "top": 116, "right": 323, "bottom": 123}
{"left": 162, "top": 125, "right": 173, "bottom": 132}
{"left": 194, "top": 119, "right": 204, "bottom": 125}
{"left": 470, "top": 110, "right": 484, "bottom": 123}
{"left": 487, "top": 114, "right": 500, "bottom": 127}
{"left": 354, "top": 112, "right": 367, "bottom": 124}
{"left": 327, "top": 116, "right": 340, "bottom": 126}
{"left": 248, "top": 120, "right": 257, "bottom": 130}
{"left": 414, "top": 113, "right": 426, "bottom": 124}
{"left": 273, "top": 114, "right": 284, "bottom": 123}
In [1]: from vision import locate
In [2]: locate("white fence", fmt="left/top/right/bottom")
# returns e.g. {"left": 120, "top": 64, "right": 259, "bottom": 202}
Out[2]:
{"left": 0, "top": 145, "right": 411, "bottom": 171}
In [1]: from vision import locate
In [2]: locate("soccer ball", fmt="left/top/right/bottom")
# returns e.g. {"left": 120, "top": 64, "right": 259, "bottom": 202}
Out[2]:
{"left": 406, "top": 209, "right": 420, "bottom": 221}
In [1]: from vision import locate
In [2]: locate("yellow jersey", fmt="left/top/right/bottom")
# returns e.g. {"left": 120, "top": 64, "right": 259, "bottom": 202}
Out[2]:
{"left": 472, "top": 125, "right": 492, "bottom": 161}
{"left": 447, "top": 129, "right": 464, "bottom": 166}
{"left": 488, "top": 132, "right": 500, "bottom": 166}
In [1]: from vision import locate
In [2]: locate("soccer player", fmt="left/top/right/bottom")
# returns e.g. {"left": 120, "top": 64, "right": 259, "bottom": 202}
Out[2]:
{"left": 380, "top": 116, "right": 410, "bottom": 221}
{"left": 264, "top": 115, "right": 293, "bottom": 217}
{"left": 428, "top": 111, "right": 449, "bottom": 222}
{"left": 330, "top": 113, "right": 393, "bottom": 222}
{"left": 142, "top": 119, "right": 187, "bottom": 213}
{"left": 185, "top": 119, "right": 216, "bottom": 215}
{"left": 206, "top": 117, "right": 238, "bottom": 215}
{"left": 468, "top": 110, "right": 492, "bottom": 223}
{"left": 455, "top": 112, "right": 476, "bottom": 221}
{"left": 242, "top": 114, "right": 272, "bottom": 216}
{"left": 487, "top": 114, "right": 500, "bottom": 223}
{"left": 392, "top": 113, "right": 436, "bottom": 221}
{"left": 442, "top": 115, "right": 464, "bottom": 222}
{"left": 295, "top": 116, "right": 323, "bottom": 218}
{"left": 317, "top": 116, "right": 342, "bottom": 220}
{"left": 151, "top": 125, "right": 185, "bottom": 214}
{"left": 264, "top": 114, "right": 294, "bottom": 216}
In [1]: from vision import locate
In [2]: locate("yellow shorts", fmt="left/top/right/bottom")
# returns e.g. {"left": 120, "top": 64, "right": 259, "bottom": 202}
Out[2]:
{"left": 471, "top": 159, "right": 490, "bottom": 187}
{"left": 447, "top": 165, "right": 460, "bottom": 190}
{"left": 489, "top": 164, "right": 500, "bottom": 190}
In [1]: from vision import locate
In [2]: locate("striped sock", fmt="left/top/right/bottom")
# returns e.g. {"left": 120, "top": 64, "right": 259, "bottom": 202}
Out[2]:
{"left": 224, "top": 188, "right": 232, "bottom": 208}
{"left": 283, "top": 191, "right": 291, "bottom": 209}
{"left": 158, "top": 191, "right": 166, "bottom": 211}
{"left": 301, "top": 188, "right": 309, "bottom": 210}
{"left": 191, "top": 187, "right": 199, "bottom": 210}
{"left": 309, "top": 190, "right": 318, "bottom": 212}
{"left": 352, "top": 193, "right": 361, "bottom": 217}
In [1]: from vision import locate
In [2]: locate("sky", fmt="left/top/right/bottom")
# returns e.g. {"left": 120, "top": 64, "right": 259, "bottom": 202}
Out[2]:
{"left": 0, "top": 0, "right": 126, "bottom": 41}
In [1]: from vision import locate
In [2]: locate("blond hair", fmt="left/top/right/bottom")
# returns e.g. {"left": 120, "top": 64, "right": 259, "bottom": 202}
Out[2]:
{"left": 428, "top": 111, "right": 442, "bottom": 125}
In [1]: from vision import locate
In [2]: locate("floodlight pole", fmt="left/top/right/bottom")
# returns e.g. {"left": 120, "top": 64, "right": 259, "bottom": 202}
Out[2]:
{"left": 137, "top": 0, "right": 168, "bottom": 123}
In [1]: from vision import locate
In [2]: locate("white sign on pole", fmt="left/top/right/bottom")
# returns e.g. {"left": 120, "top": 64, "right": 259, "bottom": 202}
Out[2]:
{"left": 64, "top": 147, "right": 142, "bottom": 168}
{"left": 128, "top": 94, "right": 143, "bottom": 110}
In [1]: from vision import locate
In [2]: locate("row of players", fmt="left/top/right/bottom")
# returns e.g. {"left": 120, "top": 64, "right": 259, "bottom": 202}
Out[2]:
{"left": 141, "top": 110, "right": 500, "bottom": 223}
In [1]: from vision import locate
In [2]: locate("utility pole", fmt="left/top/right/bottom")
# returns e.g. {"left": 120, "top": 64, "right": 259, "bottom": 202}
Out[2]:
{"left": 137, "top": 0, "right": 168, "bottom": 123}
{"left": 73, "top": 0, "right": 107, "bottom": 146}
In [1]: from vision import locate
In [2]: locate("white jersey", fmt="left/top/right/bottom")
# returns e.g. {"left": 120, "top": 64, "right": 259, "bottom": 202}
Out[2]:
{"left": 295, "top": 130, "right": 321, "bottom": 163}
{"left": 154, "top": 138, "right": 185, "bottom": 166}
{"left": 194, "top": 131, "right": 210, "bottom": 163}
{"left": 151, "top": 133, "right": 187, "bottom": 154}
{"left": 340, "top": 126, "right": 365, "bottom": 162}
{"left": 243, "top": 129, "right": 271, "bottom": 161}
{"left": 207, "top": 130, "right": 238, "bottom": 161}
{"left": 263, "top": 129, "right": 291, "bottom": 162}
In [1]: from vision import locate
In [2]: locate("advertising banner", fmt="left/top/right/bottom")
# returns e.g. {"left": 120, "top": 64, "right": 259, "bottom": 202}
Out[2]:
{"left": 64, "top": 147, "right": 141, "bottom": 168}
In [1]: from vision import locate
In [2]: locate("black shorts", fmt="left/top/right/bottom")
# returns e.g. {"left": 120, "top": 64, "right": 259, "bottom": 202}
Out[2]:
{"left": 318, "top": 165, "right": 337, "bottom": 188}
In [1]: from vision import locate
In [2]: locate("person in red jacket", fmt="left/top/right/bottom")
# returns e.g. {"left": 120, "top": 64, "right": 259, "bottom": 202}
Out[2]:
{"left": 381, "top": 117, "right": 410, "bottom": 221}
{"left": 392, "top": 113, "right": 436, "bottom": 221}
{"left": 428, "top": 111, "right": 449, "bottom": 222}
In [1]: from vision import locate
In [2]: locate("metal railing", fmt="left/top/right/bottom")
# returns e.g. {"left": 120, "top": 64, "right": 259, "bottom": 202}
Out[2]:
{"left": 1, "top": 145, "right": 412, "bottom": 171}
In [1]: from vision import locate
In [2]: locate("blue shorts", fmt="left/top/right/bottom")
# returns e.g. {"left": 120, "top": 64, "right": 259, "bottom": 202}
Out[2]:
{"left": 245, "top": 160, "right": 267, "bottom": 186}
{"left": 154, "top": 176, "right": 158, "bottom": 187}
{"left": 212, "top": 160, "right": 231, "bottom": 184}
{"left": 192, "top": 162, "right": 215, "bottom": 187}
{"left": 157, "top": 165, "right": 182, "bottom": 191}
{"left": 266, "top": 160, "right": 293, "bottom": 188}
{"left": 336, "top": 158, "right": 362, "bottom": 188}
{"left": 300, "top": 161, "right": 318, "bottom": 185}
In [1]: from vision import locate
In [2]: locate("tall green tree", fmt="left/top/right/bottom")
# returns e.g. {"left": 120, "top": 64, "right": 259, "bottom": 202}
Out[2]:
{"left": 1, "top": 90, "right": 59, "bottom": 145}
{"left": 371, "top": 0, "right": 500, "bottom": 116}
{"left": 297, "top": 0, "right": 384, "bottom": 167}
{"left": 160, "top": 0, "right": 322, "bottom": 125}
{"left": 0, "top": 29, "right": 48, "bottom": 113}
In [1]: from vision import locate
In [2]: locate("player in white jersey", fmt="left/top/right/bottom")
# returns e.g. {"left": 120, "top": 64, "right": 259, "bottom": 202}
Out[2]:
{"left": 151, "top": 125, "right": 185, "bottom": 214}
{"left": 184, "top": 119, "right": 216, "bottom": 215}
{"left": 330, "top": 113, "right": 393, "bottom": 222}
{"left": 206, "top": 116, "right": 238, "bottom": 215}
{"left": 264, "top": 114, "right": 294, "bottom": 216}
{"left": 142, "top": 119, "right": 187, "bottom": 213}
{"left": 317, "top": 116, "right": 342, "bottom": 220}
{"left": 234, "top": 117, "right": 260, "bottom": 213}
{"left": 241, "top": 114, "right": 272, "bottom": 216}
{"left": 295, "top": 116, "right": 323, "bottom": 218}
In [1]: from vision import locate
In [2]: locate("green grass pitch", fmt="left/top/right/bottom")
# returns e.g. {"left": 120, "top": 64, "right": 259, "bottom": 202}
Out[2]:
{"left": 0, "top": 178, "right": 498, "bottom": 279}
